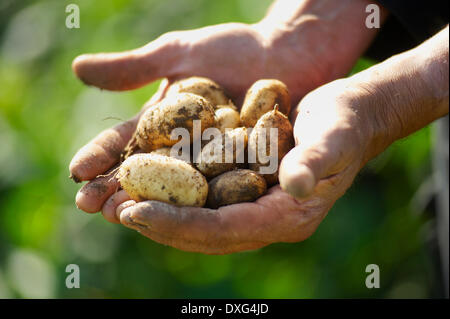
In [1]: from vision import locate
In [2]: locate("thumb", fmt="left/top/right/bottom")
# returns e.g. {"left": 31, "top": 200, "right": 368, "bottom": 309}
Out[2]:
{"left": 72, "top": 32, "right": 184, "bottom": 91}
{"left": 279, "top": 141, "right": 346, "bottom": 198}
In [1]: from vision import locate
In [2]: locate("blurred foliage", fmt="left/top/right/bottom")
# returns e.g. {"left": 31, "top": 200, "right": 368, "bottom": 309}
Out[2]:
{"left": 0, "top": 0, "right": 443, "bottom": 298}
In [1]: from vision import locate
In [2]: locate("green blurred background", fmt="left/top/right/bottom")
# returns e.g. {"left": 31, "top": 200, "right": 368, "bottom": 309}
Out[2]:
{"left": 0, "top": 0, "right": 443, "bottom": 298}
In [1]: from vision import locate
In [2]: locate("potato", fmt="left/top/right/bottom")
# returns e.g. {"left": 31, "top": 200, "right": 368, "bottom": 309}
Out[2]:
{"left": 149, "top": 147, "right": 172, "bottom": 157}
{"left": 240, "top": 79, "right": 291, "bottom": 127}
{"left": 248, "top": 106, "right": 294, "bottom": 186}
{"left": 207, "top": 169, "right": 267, "bottom": 208}
{"left": 136, "top": 93, "right": 215, "bottom": 152}
{"left": 215, "top": 106, "right": 241, "bottom": 133}
{"left": 195, "top": 127, "right": 248, "bottom": 178}
{"left": 216, "top": 101, "right": 237, "bottom": 111}
{"left": 150, "top": 146, "right": 194, "bottom": 165}
{"left": 117, "top": 153, "right": 208, "bottom": 207}
{"left": 167, "top": 76, "right": 230, "bottom": 108}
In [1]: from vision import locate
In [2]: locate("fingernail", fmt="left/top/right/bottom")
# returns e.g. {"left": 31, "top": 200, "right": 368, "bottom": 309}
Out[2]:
{"left": 69, "top": 173, "right": 81, "bottom": 183}
{"left": 116, "top": 200, "right": 136, "bottom": 222}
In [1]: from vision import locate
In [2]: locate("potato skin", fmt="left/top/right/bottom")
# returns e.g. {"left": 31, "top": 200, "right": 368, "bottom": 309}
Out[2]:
{"left": 215, "top": 107, "right": 241, "bottom": 133}
{"left": 240, "top": 79, "right": 291, "bottom": 127}
{"left": 149, "top": 147, "right": 172, "bottom": 157}
{"left": 136, "top": 93, "right": 215, "bottom": 152}
{"left": 150, "top": 146, "right": 194, "bottom": 165}
{"left": 117, "top": 153, "right": 208, "bottom": 207}
{"left": 167, "top": 77, "right": 230, "bottom": 108}
{"left": 248, "top": 108, "right": 294, "bottom": 186}
{"left": 195, "top": 127, "right": 248, "bottom": 179}
{"left": 207, "top": 169, "right": 267, "bottom": 208}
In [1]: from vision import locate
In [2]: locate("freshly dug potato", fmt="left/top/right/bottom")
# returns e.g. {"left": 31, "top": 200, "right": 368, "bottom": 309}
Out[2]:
{"left": 136, "top": 93, "right": 215, "bottom": 152}
{"left": 216, "top": 101, "right": 237, "bottom": 111}
{"left": 167, "top": 77, "right": 230, "bottom": 108}
{"left": 149, "top": 146, "right": 185, "bottom": 162}
{"left": 207, "top": 169, "right": 267, "bottom": 208}
{"left": 149, "top": 147, "right": 172, "bottom": 157}
{"left": 117, "top": 153, "right": 208, "bottom": 207}
{"left": 215, "top": 106, "right": 241, "bottom": 133}
{"left": 240, "top": 79, "right": 291, "bottom": 127}
{"left": 248, "top": 106, "right": 294, "bottom": 186}
{"left": 196, "top": 127, "right": 248, "bottom": 178}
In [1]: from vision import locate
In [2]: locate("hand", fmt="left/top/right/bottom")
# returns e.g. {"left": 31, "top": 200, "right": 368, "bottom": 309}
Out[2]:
{"left": 70, "top": 19, "right": 362, "bottom": 210}
{"left": 115, "top": 79, "right": 372, "bottom": 254}
{"left": 71, "top": 22, "right": 328, "bottom": 106}
{"left": 70, "top": 1, "right": 386, "bottom": 253}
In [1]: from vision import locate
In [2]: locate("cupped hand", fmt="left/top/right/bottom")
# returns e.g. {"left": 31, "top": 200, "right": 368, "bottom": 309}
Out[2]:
{"left": 72, "top": 76, "right": 374, "bottom": 254}
{"left": 69, "top": 22, "right": 374, "bottom": 254}
{"left": 115, "top": 79, "right": 374, "bottom": 254}
{"left": 70, "top": 21, "right": 345, "bottom": 209}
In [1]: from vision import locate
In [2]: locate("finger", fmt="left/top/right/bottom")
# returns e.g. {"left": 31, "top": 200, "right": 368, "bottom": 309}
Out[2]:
{"left": 119, "top": 201, "right": 268, "bottom": 254}
{"left": 102, "top": 190, "right": 131, "bottom": 224}
{"left": 119, "top": 186, "right": 325, "bottom": 254}
{"left": 146, "top": 78, "right": 171, "bottom": 105}
{"left": 72, "top": 33, "right": 185, "bottom": 91}
{"left": 279, "top": 127, "right": 357, "bottom": 199}
{"left": 75, "top": 168, "right": 119, "bottom": 213}
{"left": 69, "top": 116, "right": 138, "bottom": 182}
{"left": 69, "top": 79, "right": 170, "bottom": 182}
{"left": 116, "top": 200, "right": 137, "bottom": 221}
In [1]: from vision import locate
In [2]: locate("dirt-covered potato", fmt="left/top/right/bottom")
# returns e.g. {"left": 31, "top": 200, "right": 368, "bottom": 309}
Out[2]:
{"left": 216, "top": 101, "right": 237, "bottom": 111}
{"left": 195, "top": 127, "right": 248, "bottom": 178}
{"left": 136, "top": 93, "right": 215, "bottom": 152}
{"left": 117, "top": 153, "right": 208, "bottom": 207}
{"left": 166, "top": 76, "right": 230, "bottom": 108}
{"left": 149, "top": 146, "right": 191, "bottom": 164}
{"left": 240, "top": 79, "right": 291, "bottom": 127}
{"left": 207, "top": 169, "right": 267, "bottom": 208}
{"left": 248, "top": 106, "right": 294, "bottom": 186}
{"left": 215, "top": 106, "right": 241, "bottom": 133}
{"left": 149, "top": 147, "right": 172, "bottom": 157}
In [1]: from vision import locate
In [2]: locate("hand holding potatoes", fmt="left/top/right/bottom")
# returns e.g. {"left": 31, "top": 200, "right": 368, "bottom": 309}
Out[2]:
{"left": 112, "top": 78, "right": 375, "bottom": 254}
{"left": 68, "top": 4, "right": 403, "bottom": 253}
{"left": 114, "top": 76, "right": 297, "bottom": 210}
{"left": 70, "top": 71, "right": 369, "bottom": 254}
{"left": 68, "top": 18, "right": 361, "bottom": 253}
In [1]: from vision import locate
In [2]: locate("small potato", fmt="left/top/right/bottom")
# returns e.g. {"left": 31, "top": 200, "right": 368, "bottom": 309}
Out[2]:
{"left": 215, "top": 106, "right": 241, "bottom": 133}
{"left": 216, "top": 101, "right": 237, "bottom": 111}
{"left": 248, "top": 107, "right": 294, "bottom": 186}
{"left": 136, "top": 93, "right": 215, "bottom": 152}
{"left": 150, "top": 146, "right": 193, "bottom": 165}
{"left": 196, "top": 127, "right": 248, "bottom": 179}
{"left": 240, "top": 79, "right": 291, "bottom": 127}
{"left": 207, "top": 169, "right": 267, "bottom": 208}
{"left": 117, "top": 153, "right": 208, "bottom": 207}
{"left": 167, "top": 76, "right": 230, "bottom": 108}
{"left": 149, "top": 147, "right": 172, "bottom": 157}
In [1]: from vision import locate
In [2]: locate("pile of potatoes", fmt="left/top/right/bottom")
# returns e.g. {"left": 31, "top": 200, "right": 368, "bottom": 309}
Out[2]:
{"left": 117, "top": 77, "right": 294, "bottom": 208}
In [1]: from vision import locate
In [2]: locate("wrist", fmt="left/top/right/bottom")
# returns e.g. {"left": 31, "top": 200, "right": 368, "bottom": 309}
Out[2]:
{"left": 414, "top": 27, "right": 449, "bottom": 118}
{"left": 343, "top": 78, "right": 397, "bottom": 165}
{"left": 346, "top": 33, "right": 449, "bottom": 164}
{"left": 255, "top": 0, "right": 387, "bottom": 81}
